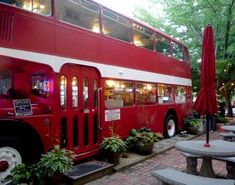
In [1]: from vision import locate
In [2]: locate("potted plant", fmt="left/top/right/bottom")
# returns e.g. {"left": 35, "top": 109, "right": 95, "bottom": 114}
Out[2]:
{"left": 36, "top": 145, "right": 74, "bottom": 184}
{"left": 101, "top": 135, "right": 127, "bottom": 165}
{"left": 126, "top": 128, "right": 164, "bottom": 155}
{"left": 184, "top": 118, "right": 201, "bottom": 134}
{"left": 8, "top": 163, "right": 33, "bottom": 185}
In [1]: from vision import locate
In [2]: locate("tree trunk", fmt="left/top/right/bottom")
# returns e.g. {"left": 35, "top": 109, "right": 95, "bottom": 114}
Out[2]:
{"left": 225, "top": 90, "right": 233, "bottom": 117}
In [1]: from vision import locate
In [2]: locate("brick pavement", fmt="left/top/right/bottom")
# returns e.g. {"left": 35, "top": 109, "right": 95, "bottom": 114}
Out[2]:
{"left": 86, "top": 131, "right": 228, "bottom": 185}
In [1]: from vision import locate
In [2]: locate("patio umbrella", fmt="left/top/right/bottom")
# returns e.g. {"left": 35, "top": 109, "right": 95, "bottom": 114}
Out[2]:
{"left": 194, "top": 24, "right": 217, "bottom": 147}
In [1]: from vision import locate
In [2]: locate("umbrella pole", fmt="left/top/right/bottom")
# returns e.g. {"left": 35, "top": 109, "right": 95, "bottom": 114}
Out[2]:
{"left": 204, "top": 114, "right": 210, "bottom": 147}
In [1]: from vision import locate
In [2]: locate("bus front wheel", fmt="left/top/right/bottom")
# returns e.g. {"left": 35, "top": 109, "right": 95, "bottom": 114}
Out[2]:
{"left": 164, "top": 115, "right": 176, "bottom": 138}
{"left": 0, "top": 137, "right": 29, "bottom": 185}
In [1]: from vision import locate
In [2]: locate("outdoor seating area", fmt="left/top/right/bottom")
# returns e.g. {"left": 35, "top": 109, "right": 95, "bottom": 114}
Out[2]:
{"left": 151, "top": 118, "right": 235, "bottom": 184}
{"left": 152, "top": 168, "right": 235, "bottom": 185}
{"left": 152, "top": 136, "right": 235, "bottom": 184}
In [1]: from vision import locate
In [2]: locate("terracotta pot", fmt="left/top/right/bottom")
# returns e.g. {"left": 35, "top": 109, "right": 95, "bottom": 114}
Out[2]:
{"left": 135, "top": 142, "right": 154, "bottom": 155}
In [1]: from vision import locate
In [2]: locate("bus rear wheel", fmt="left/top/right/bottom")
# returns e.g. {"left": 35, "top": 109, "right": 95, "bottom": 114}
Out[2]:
{"left": 164, "top": 115, "right": 176, "bottom": 138}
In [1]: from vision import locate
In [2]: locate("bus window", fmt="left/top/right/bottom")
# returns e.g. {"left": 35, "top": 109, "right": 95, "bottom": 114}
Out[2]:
{"left": 83, "top": 78, "right": 89, "bottom": 109}
{"left": 31, "top": 72, "right": 50, "bottom": 97}
{"left": 0, "top": 0, "right": 52, "bottom": 15}
{"left": 183, "top": 47, "right": 190, "bottom": 63}
{"left": 60, "top": 75, "right": 67, "bottom": 109}
{"left": 175, "top": 86, "right": 186, "bottom": 103}
{"left": 105, "top": 80, "right": 134, "bottom": 108}
{"left": 57, "top": 0, "right": 100, "bottom": 33}
{"left": 172, "top": 42, "right": 183, "bottom": 61}
{"left": 133, "top": 23, "right": 154, "bottom": 51}
{"left": 136, "top": 82, "right": 156, "bottom": 104}
{"left": 72, "top": 76, "right": 78, "bottom": 108}
{"left": 0, "top": 69, "right": 12, "bottom": 95}
{"left": 155, "top": 34, "right": 170, "bottom": 56}
{"left": 158, "top": 84, "right": 173, "bottom": 104}
{"left": 102, "top": 9, "right": 132, "bottom": 42}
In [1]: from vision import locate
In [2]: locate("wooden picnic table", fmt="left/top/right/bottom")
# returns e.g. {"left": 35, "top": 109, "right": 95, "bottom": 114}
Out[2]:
{"left": 175, "top": 140, "right": 235, "bottom": 178}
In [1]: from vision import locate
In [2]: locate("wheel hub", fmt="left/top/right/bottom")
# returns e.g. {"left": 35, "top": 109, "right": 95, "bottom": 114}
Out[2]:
{"left": 0, "top": 147, "right": 22, "bottom": 185}
{"left": 0, "top": 161, "right": 9, "bottom": 172}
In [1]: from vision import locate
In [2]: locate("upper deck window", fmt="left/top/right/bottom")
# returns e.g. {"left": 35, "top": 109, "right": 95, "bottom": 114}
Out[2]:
{"left": 155, "top": 33, "right": 170, "bottom": 56}
{"left": 0, "top": 0, "right": 52, "bottom": 15}
{"left": 133, "top": 23, "right": 154, "bottom": 51}
{"left": 183, "top": 47, "right": 190, "bottom": 63}
{"left": 172, "top": 42, "right": 183, "bottom": 61}
{"left": 102, "top": 9, "right": 132, "bottom": 42}
{"left": 57, "top": 0, "right": 100, "bottom": 33}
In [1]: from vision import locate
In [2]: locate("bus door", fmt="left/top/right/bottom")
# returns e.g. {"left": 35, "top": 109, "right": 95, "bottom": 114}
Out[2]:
{"left": 59, "top": 64, "right": 101, "bottom": 157}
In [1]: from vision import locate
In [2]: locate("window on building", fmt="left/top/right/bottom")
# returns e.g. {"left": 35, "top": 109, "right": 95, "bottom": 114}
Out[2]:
{"left": 136, "top": 82, "right": 156, "bottom": 104}
{"left": 57, "top": 0, "right": 100, "bottom": 33}
{"left": 105, "top": 80, "right": 134, "bottom": 108}
{"left": 102, "top": 9, "right": 132, "bottom": 42}
{"left": 0, "top": 0, "right": 52, "bottom": 15}
{"left": 175, "top": 86, "right": 186, "bottom": 103}
{"left": 31, "top": 72, "right": 50, "bottom": 97}
{"left": 133, "top": 23, "right": 154, "bottom": 50}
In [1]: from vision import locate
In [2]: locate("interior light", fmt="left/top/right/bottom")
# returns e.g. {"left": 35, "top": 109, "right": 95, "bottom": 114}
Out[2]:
{"left": 39, "top": 4, "right": 45, "bottom": 9}
{"left": 106, "top": 80, "right": 115, "bottom": 87}
{"left": 92, "top": 24, "right": 100, "bottom": 33}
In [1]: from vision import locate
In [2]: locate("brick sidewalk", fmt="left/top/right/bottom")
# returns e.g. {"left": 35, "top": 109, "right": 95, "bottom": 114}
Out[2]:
{"left": 87, "top": 131, "right": 227, "bottom": 185}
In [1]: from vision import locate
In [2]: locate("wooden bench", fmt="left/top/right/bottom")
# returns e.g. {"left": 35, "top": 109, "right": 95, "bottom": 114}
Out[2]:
{"left": 220, "top": 133, "right": 235, "bottom": 141}
{"left": 213, "top": 157, "right": 235, "bottom": 179}
{"left": 152, "top": 168, "right": 235, "bottom": 185}
{"left": 181, "top": 152, "right": 201, "bottom": 175}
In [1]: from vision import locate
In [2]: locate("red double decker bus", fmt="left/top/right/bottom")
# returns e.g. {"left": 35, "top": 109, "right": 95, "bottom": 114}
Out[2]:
{"left": 0, "top": 0, "right": 192, "bottom": 182}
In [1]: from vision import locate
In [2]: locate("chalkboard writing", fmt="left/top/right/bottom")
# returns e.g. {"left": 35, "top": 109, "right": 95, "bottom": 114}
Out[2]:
{"left": 13, "top": 99, "right": 32, "bottom": 116}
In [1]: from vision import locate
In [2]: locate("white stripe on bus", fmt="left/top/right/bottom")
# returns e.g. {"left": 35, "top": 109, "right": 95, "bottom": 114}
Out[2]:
{"left": 0, "top": 47, "right": 192, "bottom": 86}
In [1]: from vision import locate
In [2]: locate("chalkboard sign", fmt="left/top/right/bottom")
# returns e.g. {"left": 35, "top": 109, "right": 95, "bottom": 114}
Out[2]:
{"left": 13, "top": 99, "right": 33, "bottom": 116}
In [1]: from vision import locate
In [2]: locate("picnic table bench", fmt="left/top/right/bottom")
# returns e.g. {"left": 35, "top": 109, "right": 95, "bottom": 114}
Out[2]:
{"left": 214, "top": 157, "right": 235, "bottom": 179}
{"left": 181, "top": 152, "right": 200, "bottom": 175}
{"left": 152, "top": 168, "right": 235, "bottom": 185}
{"left": 181, "top": 152, "right": 235, "bottom": 179}
{"left": 220, "top": 133, "right": 235, "bottom": 141}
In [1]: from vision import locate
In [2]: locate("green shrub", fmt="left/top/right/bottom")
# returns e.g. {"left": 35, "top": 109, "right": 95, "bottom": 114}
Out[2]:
{"left": 184, "top": 118, "right": 200, "bottom": 129}
{"left": 216, "top": 116, "right": 228, "bottom": 123}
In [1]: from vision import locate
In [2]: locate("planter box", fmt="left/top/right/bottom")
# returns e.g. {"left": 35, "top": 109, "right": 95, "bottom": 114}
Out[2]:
{"left": 135, "top": 142, "right": 154, "bottom": 155}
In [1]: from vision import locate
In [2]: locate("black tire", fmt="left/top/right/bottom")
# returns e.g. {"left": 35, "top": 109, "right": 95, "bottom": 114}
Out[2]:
{"left": 0, "top": 137, "right": 36, "bottom": 185}
{"left": 164, "top": 115, "right": 177, "bottom": 138}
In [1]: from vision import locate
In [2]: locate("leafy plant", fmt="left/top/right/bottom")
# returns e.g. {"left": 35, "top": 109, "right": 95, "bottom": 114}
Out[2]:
{"left": 216, "top": 116, "right": 228, "bottom": 123}
{"left": 126, "top": 128, "right": 164, "bottom": 150}
{"left": 36, "top": 145, "right": 74, "bottom": 177}
{"left": 9, "top": 163, "right": 33, "bottom": 184}
{"left": 184, "top": 118, "right": 201, "bottom": 129}
{"left": 101, "top": 135, "right": 127, "bottom": 153}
